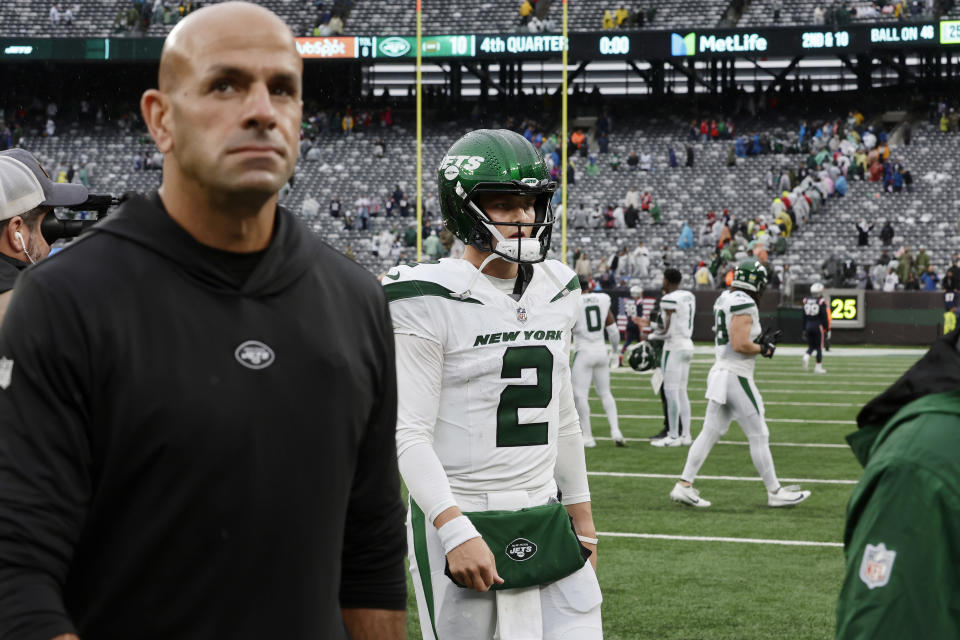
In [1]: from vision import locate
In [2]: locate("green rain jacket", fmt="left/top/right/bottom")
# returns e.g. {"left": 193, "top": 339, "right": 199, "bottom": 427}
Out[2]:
{"left": 835, "top": 328, "right": 960, "bottom": 639}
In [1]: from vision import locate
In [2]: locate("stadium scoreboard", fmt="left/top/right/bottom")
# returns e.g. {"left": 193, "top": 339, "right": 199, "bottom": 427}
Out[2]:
{"left": 2, "top": 21, "right": 958, "bottom": 61}
{"left": 825, "top": 289, "right": 866, "bottom": 329}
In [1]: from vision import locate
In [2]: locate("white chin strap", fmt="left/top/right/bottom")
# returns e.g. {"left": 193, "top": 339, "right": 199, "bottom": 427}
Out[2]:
{"left": 483, "top": 219, "right": 544, "bottom": 262}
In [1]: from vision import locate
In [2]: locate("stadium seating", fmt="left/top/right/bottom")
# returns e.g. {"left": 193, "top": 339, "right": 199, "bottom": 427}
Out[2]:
{"left": 15, "top": 105, "right": 957, "bottom": 288}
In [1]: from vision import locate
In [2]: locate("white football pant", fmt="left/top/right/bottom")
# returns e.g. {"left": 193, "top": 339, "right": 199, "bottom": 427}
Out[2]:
{"left": 681, "top": 368, "right": 780, "bottom": 493}
{"left": 661, "top": 348, "right": 693, "bottom": 439}
{"left": 571, "top": 346, "right": 620, "bottom": 442}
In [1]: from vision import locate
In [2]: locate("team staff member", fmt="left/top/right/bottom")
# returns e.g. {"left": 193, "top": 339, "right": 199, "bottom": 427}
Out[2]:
{"left": 0, "top": 4, "right": 406, "bottom": 640}
{"left": 0, "top": 149, "right": 88, "bottom": 322}
{"left": 836, "top": 327, "right": 960, "bottom": 638}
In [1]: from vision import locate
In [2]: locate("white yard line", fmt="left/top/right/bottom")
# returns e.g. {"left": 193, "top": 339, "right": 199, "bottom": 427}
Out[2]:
{"left": 595, "top": 412, "right": 857, "bottom": 425}
{"left": 588, "top": 471, "right": 857, "bottom": 485}
{"left": 598, "top": 531, "right": 843, "bottom": 548}
{"left": 607, "top": 386, "right": 876, "bottom": 395}
{"left": 600, "top": 398, "right": 861, "bottom": 408}
{"left": 593, "top": 436, "right": 848, "bottom": 449}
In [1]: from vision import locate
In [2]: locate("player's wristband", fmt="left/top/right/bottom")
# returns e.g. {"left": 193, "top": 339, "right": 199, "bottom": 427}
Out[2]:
{"left": 437, "top": 515, "right": 481, "bottom": 554}
{"left": 577, "top": 535, "right": 599, "bottom": 545}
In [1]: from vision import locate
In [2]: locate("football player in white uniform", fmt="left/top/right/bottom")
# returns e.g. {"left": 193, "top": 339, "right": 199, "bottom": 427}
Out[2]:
{"left": 572, "top": 276, "right": 626, "bottom": 448}
{"left": 650, "top": 268, "right": 696, "bottom": 447}
{"left": 386, "top": 130, "right": 602, "bottom": 640}
{"left": 670, "top": 261, "right": 812, "bottom": 508}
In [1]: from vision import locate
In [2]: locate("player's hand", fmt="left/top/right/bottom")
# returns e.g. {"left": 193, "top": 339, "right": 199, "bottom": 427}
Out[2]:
{"left": 446, "top": 537, "right": 504, "bottom": 592}
{"left": 760, "top": 341, "right": 777, "bottom": 358}
{"left": 755, "top": 326, "right": 783, "bottom": 346}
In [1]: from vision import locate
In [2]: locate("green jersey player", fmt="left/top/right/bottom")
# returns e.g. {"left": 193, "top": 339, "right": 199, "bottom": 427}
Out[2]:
{"left": 385, "top": 130, "right": 601, "bottom": 639}
{"left": 670, "top": 260, "right": 812, "bottom": 508}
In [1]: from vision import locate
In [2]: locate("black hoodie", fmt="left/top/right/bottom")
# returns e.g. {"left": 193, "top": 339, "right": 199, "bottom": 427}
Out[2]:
{"left": 0, "top": 193, "right": 406, "bottom": 640}
{"left": 0, "top": 252, "right": 27, "bottom": 294}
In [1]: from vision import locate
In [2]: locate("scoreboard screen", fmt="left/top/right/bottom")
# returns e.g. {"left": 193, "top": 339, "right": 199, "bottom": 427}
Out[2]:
{"left": 825, "top": 289, "right": 866, "bottom": 329}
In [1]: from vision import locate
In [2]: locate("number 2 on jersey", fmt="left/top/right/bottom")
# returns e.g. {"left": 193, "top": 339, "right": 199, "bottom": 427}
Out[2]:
{"left": 497, "top": 345, "right": 553, "bottom": 447}
{"left": 715, "top": 309, "right": 729, "bottom": 345}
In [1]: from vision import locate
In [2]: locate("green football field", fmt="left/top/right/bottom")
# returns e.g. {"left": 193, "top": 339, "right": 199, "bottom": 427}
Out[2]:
{"left": 403, "top": 349, "right": 923, "bottom": 639}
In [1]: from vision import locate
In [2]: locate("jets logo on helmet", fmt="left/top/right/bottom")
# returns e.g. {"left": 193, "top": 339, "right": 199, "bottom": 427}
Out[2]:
{"left": 628, "top": 341, "right": 660, "bottom": 372}
{"left": 437, "top": 129, "right": 557, "bottom": 264}
{"left": 731, "top": 260, "right": 769, "bottom": 296}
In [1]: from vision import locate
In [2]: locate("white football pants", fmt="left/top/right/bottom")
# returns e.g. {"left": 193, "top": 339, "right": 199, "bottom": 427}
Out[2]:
{"left": 680, "top": 367, "right": 780, "bottom": 493}
{"left": 661, "top": 347, "right": 693, "bottom": 439}
{"left": 571, "top": 346, "right": 619, "bottom": 442}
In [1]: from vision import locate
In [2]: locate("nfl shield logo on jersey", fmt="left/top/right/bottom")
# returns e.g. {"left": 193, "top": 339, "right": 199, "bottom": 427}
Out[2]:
{"left": 859, "top": 542, "right": 896, "bottom": 589}
{"left": 516, "top": 306, "right": 528, "bottom": 324}
{"left": 0, "top": 357, "right": 12, "bottom": 390}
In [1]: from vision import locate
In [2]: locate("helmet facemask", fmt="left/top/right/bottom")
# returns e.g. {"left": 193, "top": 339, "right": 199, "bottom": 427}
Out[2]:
{"left": 457, "top": 179, "right": 556, "bottom": 264}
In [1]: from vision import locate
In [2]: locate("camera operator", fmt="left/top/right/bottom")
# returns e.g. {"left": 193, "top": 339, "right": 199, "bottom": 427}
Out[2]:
{"left": 0, "top": 149, "right": 88, "bottom": 323}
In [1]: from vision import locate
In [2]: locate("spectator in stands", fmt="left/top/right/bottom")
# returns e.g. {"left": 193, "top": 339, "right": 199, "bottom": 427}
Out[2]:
{"left": 688, "top": 120, "right": 698, "bottom": 141}
{"left": 373, "top": 137, "right": 385, "bottom": 158}
{"left": 904, "top": 271, "right": 920, "bottom": 290}
{"left": 897, "top": 246, "right": 915, "bottom": 283}
{"left": 341, "top": 110, "right": 354, "bottom": 135}
{"left": 329, "top": 196, "right": 341, "bottom": 217}
{"left": 916, "top": 246, "right": 931, "bottom": 274}
{"left": 626, "top": 151, "right": 639, "bottom": 170}
{"left": 602, "top": 9, "right": 614, "bottom": 29}
{"left": 685, "top": 144, "right": 694, "bottom": 168}
{"left": 943, "top": 254, "right": 960, "bottom": 291}
{"left": 615, "top": 5, "right": 629, "bottom": 26}
{"left": 856, "top": 219, "right": 874, "bottom": 246}
{"left": 630, "top": 241, "right": 650, "bottom": 278}
{"left": 921, "top": 265, "right": 940, "bottom": 291}
{"left": 700, "top": 119, "right": 708, "bottom": 142}
{"left": 668, "top": 145, "right": 678, "bottom": 168}
{"left": 575, "top": 250, "right": 591, "bottom": 277}
{"left": 883, "top": 267, "right": 899, "bottom": 291}
{"left": 423, "top": 230, "right": 442, "bottom": 260}
{"left": 880, "top": 219, "right": 894, "bottom": 246}
{"left": 519, "top": 0, "right": 533, "bottom": 25}
{"left": 676, "top": 222, "right": 694, "bottom": 250}
{"left": 50, "top": 3, "right": 60, "bottom": 26}
{"left": 639, "top": 151, "right": 652, "bottom": 172}
{"left": 570, "top": 128, "right": 585, "bottom": 152}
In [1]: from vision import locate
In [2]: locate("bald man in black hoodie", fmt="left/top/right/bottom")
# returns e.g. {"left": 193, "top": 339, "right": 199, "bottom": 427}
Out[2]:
{"left": 0, "top": 4, "right": 406, "bottom": 640}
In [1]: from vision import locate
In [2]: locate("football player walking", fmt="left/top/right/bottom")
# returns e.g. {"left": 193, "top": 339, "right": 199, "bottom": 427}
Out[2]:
{"left": 385, "top": 130, "right": 602, "bottom": 639}
{"left": 802, "top": 282, "right": 829, "bottom": 374}
{"left": 670, "top": 261, "right": 812, "bottom": 508}
{"left": 572, "top": 275, "right": 626, "bottom": 447}
{"left": 649, "top": 268, "right": 696, "bottom": 447}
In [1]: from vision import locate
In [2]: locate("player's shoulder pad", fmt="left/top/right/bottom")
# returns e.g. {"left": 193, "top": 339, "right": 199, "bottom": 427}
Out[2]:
{"left": 381, "top": 258, "right": 482, "bottom": 305}
{"left": 540, "top": 259, "right": 580, "bottom": 303}
{"left": 728, "top": 289, "right": 756, "bottom": 308}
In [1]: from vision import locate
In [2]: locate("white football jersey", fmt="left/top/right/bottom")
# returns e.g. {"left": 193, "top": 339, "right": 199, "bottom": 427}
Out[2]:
{"left": 659, "top": 289, "right": 696, "bottom": 351}
{"left": 385, "top": 258, "right": 581, "bottom": 499}
{"left": 572, "top": 291, "right": 611, "bottom": 351}
{"left": 713, "top": 289, "right": 761, "bottom": 377}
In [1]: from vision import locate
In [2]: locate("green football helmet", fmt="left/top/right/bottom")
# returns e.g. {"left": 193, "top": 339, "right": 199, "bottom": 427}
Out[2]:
{"left": 437, "top": 129, "right": 557, "bottom": 263}
{"left": 731, "top": 259, "right": 768, "bottom": 296}
{"left": 628, "top": 341, "right": 661, "bottom": 372}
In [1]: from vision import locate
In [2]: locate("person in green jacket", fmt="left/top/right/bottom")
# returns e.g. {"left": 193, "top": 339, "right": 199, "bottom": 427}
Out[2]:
{"left": 835, "top": 327, "right": 960, "bottom": 639}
